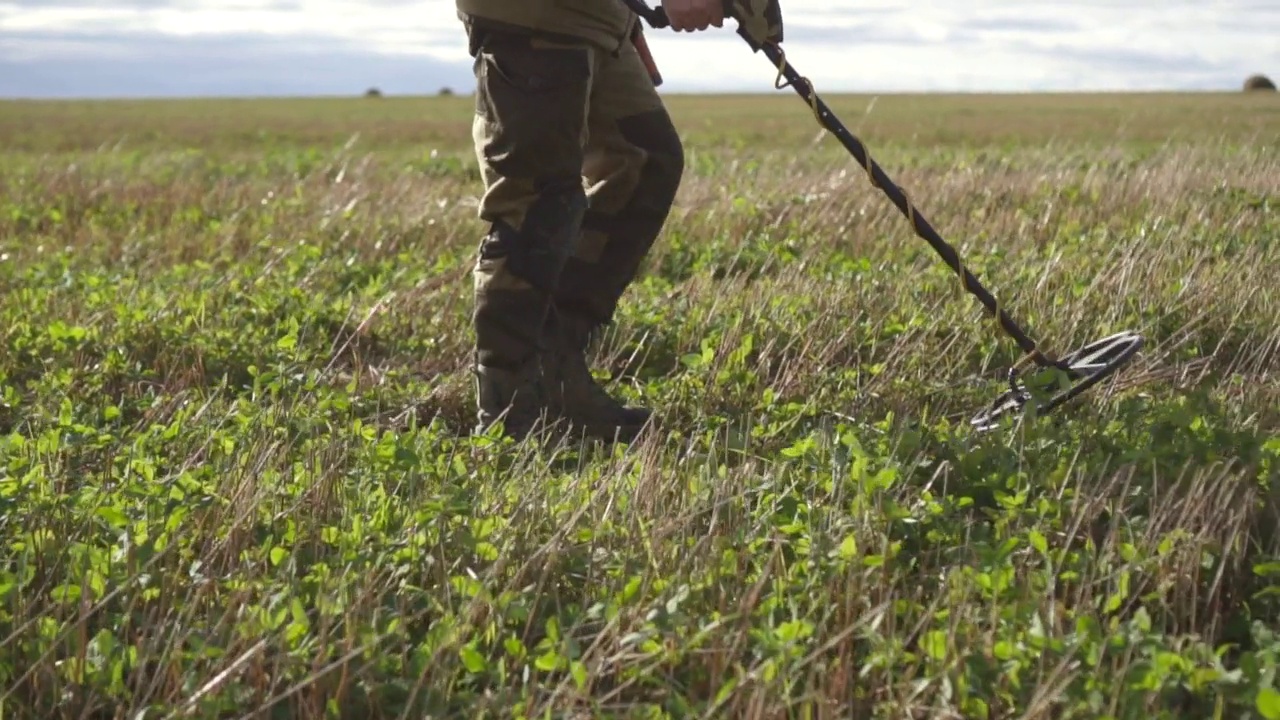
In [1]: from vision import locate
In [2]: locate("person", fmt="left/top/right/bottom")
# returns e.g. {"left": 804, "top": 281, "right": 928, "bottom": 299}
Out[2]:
{"left": 454, "top": 0, "right": 728, "bottom": 443}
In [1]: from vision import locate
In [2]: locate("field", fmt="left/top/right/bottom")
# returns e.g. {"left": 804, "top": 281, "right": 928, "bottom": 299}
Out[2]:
{"left": 1, "top": 89, "right": 1279, "bottom": 719}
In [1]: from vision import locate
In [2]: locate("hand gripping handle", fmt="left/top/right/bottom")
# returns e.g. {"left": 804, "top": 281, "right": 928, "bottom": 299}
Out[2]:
{"left": 620, "top": 0, "right": 783, "bottom": 51}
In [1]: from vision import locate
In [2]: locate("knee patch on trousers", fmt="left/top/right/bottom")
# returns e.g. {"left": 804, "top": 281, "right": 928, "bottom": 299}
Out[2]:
{"left": 478, "top": 178, "right": 587, "bottom": 294}
{"left": 552, "top": 108, "right": 684, "bottom": 324}
{"left": 616, "top": 108, "right": 685, "bottom": 204}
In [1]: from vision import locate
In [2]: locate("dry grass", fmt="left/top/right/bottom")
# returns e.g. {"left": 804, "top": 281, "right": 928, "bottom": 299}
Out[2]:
{"left": 0, "top": 91, "right": 1278, "bottom": 719}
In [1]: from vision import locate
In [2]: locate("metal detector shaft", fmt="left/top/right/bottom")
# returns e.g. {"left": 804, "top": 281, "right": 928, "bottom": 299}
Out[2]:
{"left": 759, "top": 45, "right": 1041, "bottom": 358}
{"left": 626, "top": 0, "right": 1146, "bottom": 429}
{"left": 622, "top": 0, "right": 1048, "bottom": 362}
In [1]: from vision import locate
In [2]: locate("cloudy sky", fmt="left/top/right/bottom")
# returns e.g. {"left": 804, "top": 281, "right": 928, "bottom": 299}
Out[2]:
{"left": 1, "top": 0, "right": 1277, "bottom": 97}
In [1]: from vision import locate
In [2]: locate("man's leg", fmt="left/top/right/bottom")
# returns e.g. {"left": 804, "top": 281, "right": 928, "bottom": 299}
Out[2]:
{"left": 544, "top": 34, "right": 685, "bottom": 440}
{"left": 467, "top": 24, "right": 594, "bottom": 439}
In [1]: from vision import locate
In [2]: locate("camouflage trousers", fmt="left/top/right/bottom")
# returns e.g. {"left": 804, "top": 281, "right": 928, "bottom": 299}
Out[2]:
{"left": 465, "top": 19, "right": 685, "bottom": 375}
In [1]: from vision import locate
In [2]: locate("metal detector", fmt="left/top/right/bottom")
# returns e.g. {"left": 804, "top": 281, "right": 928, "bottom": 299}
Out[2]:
{"left": 622, "top": 0, "right": 1143, "bottom": 431}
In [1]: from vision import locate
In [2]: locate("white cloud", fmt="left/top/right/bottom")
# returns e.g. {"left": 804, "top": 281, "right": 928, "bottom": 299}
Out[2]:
{"left": 1, "top": 0, "right": 1277, "bottom": 96}
{"left": 637, "top": 0, "right": 1280, "bottom": 91}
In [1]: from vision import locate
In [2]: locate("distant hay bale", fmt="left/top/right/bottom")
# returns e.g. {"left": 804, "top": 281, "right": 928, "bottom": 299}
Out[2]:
{"left": 1243, "top": 74, "right": 1276, "bottom": 92}
{"left": 364, "top": 87, "right": 383, "bottom": 98}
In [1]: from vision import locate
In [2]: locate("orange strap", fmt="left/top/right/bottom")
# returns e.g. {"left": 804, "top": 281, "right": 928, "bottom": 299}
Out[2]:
{"left": 631, "top": 25, "right": 663, "bottom": 87}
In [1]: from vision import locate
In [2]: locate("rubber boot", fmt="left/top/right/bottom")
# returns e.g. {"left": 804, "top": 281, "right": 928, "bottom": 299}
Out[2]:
{"left": 473, "top": 363, "right": 555, "bottom": 441}
{"left": 543, "top": 306, "right": 652, "bottom": 442}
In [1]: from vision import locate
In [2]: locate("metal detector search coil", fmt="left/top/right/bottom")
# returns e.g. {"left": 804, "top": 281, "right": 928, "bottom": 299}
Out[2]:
{"left": 970, "top": 331, "right": 1144, "bottom": 431}
{"left": 622, "top": 0, "right": 1144, "bottom": 431}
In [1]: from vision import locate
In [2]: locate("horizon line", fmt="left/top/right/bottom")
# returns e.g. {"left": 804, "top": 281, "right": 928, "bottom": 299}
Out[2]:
{"left": 2, "top": 88, "right": 1273, "bottom": 102}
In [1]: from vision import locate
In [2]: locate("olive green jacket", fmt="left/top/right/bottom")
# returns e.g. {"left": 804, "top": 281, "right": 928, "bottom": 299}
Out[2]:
{"left": 456, "top": 0, "right": 637, "bottom": 54}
